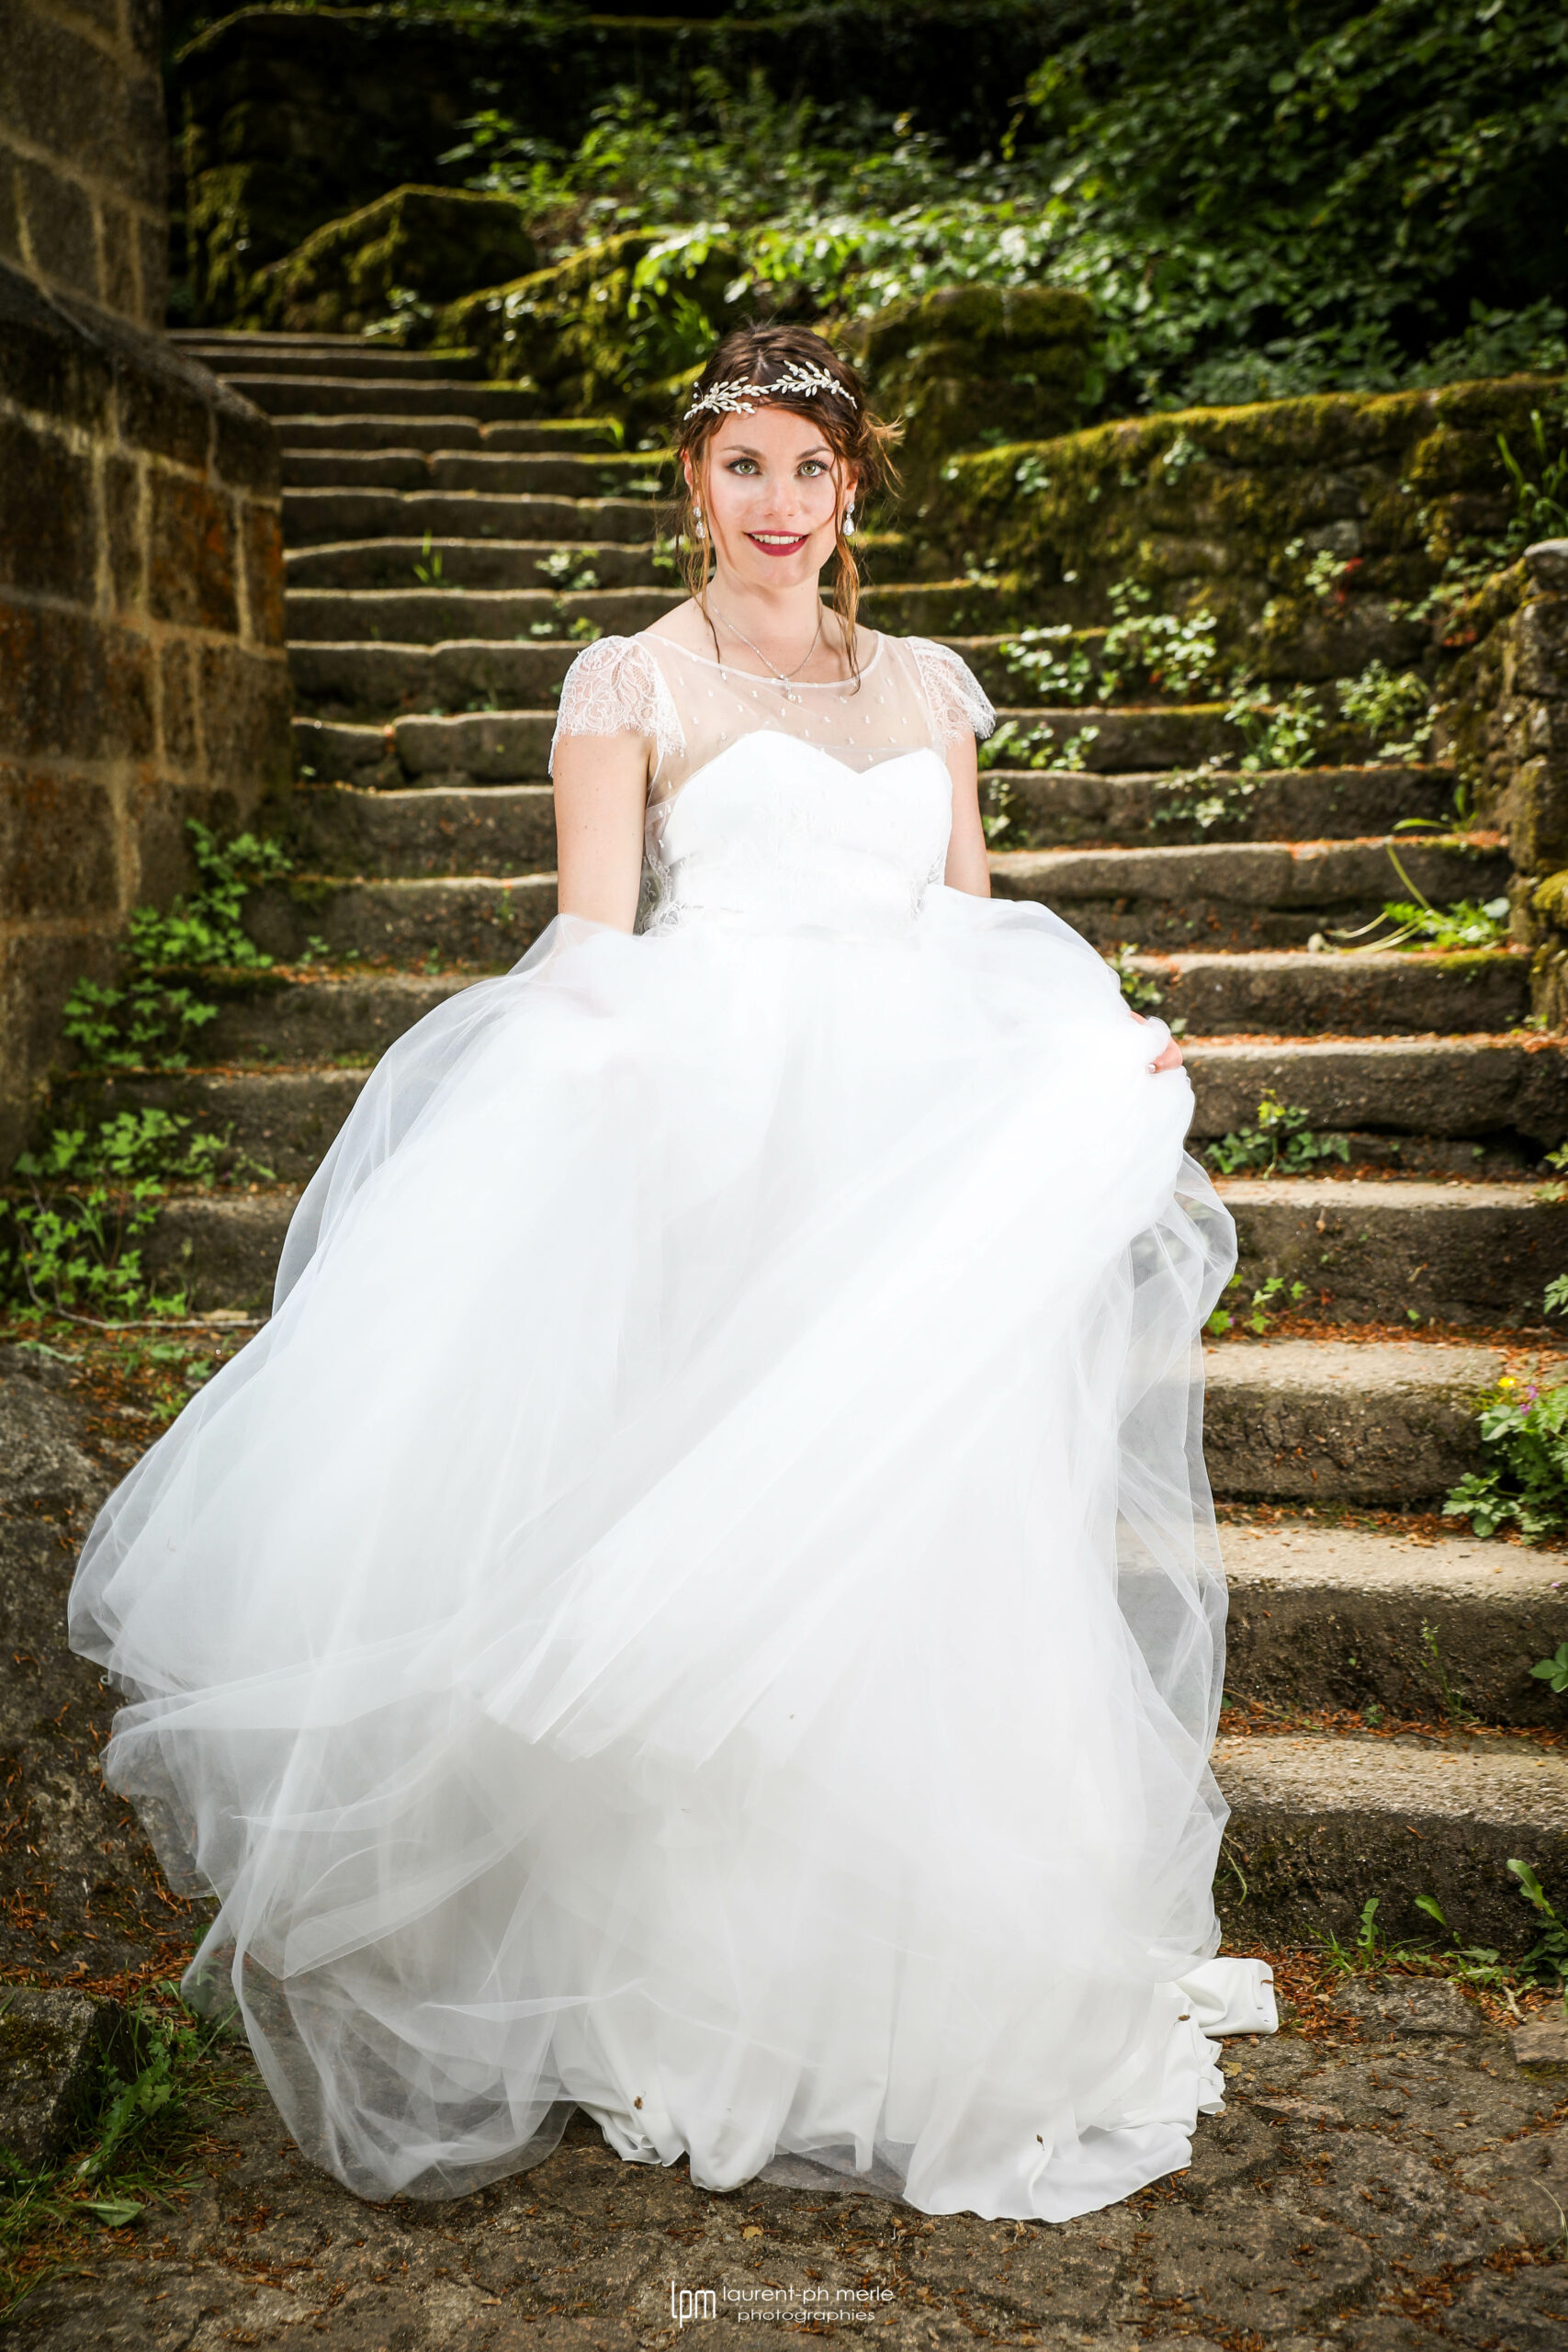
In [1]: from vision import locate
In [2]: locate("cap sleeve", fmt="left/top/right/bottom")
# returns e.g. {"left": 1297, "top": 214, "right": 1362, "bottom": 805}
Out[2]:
{"left": 907, "top": 638, "right": 997, "bottom": 747}
{"left": 549, "top": 635, "right": 684, "bottom": 778}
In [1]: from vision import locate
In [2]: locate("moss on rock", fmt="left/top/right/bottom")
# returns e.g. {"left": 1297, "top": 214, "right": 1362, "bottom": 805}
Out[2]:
{"left": 252, "top": 187, "right": 539, "bottom": 341}
{"left": 438, "top": 232, "right": 749, "bottom": 429}
{"left": 929, "top": 375, "right": 1565, "bottom": 679}
{"left": 840, "top": 285, "right": 1096, "bottom": 513}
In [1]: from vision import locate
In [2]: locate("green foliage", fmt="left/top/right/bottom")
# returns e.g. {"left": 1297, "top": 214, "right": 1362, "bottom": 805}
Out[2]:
{"left": 1506, "top": 1860, "right": 1568, "bottom": 1995}
{"left": 1099, "top": 580, "right": 1223, "bottom": 701}
{"left": 1444, "top": 1367, "right": 1568, "bottom": 1543}
{"left": 978, "top": 718, "right": 1099, "bottom": 771}
{"left": 1104, "top": 943, "right": 1164, "bottom": 1016}
{"left": 1371, "top": 896, "right": 1512, "bottom": 952}
{"left": 1204, "top": 1091, "right": 1349, "bottom": 1177}
{"left": 1498, "top": 406, "right": 1568, "bottom": 552}
{"left": 62, "top": 823, "right": 293, "bottom": 1075}
{"left": 1224, "top": 683, "right": 1327, "bottom": 773}
{"left": 1530, "top": 1641, "right": 1568, "bottom": 1697}
{"left": 0, "top": 1112, "right": 241, "bottom": 1319}
{"left": 1, "top": 1988, "right": 234, "bottom": 2316}
{"left": 1336, "top": 661, "right": 1434, "bottom": 763}
{"left": 1205, "top": 1272, "right": 1307, "bottom": 1340}
{"left": 420, "top": 0, "right": 1568, "bottom": 413}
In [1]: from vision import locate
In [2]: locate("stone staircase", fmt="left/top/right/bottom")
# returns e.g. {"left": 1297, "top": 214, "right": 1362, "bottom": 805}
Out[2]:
{"left": 141, "top": 327, "right": 1568, "bottom": 1953}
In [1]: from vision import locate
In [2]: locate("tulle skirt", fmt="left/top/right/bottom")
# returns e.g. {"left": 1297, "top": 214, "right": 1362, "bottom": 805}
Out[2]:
{"left": 69, "top": 884, "right": 1275, "bottom": 2221}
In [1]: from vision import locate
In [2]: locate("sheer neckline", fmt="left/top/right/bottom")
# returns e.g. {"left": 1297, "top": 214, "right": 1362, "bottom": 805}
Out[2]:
{"left": 641, "top": 629, "right": 887, "bottom": 692}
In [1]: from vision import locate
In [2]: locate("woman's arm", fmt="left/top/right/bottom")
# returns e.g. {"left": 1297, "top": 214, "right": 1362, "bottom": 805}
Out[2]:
{"left": 552, "top": 731, "right": 649, "bottom": 933}
{"left": 942, "top": 732, "right": 991, "bottom": 898}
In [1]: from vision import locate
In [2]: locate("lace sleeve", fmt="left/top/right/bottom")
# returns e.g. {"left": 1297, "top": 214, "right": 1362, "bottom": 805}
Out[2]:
{"left": 907, "top": 638, "right": 997, "bottom": 747}
{"left": 548, "top": 635, "right": 685, "bottom": 779}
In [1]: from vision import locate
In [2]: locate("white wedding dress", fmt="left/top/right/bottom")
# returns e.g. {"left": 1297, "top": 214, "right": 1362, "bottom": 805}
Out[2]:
{"left": 69, "top": 628, "right": 1275, "bottom": 2222}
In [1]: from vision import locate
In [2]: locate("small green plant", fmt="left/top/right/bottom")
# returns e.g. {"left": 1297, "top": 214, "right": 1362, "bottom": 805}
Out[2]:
{"left": 1498, "top": 407, "right": 1568, "bottom": 554}
{"left": 1204, "top": 1091, "right": 1350, "bottom": 1177}
{"left": 1160, "top": 431, "right": 1205, "bottom": 481}
{"left": 1530, "top": 1641, "right": 1568, "bottom": 1696}
{"left": 1150, "top": 763, "right": 1261, "bottom": 833}
{"left": 412, "top": 530, "right": 446, "bottom": 587}
{"left": 61, "top": 823, "right": 292, "bottom": 1074}
{"left": 1507, "top": 1859, "right": 1568, "bottom": 1996}
{"left": 1013, "top": 453, "right": 1052, "bottom": 498}
{"left": 1105, "top": 943, "right": 1164, "bottom": 1016}
{"left": 1444, "top": 1367, "right": 1568, "bottom": 1544}
{"left": 538, "top": 548, "right": 603, "bottom": 594}
{"left": 980, "top": 775, "right": 1013, "bottom": 846}
{"left": 1099, "top": 579, "right": 1223, "bottom": 702}
{"left": 1000, "top": 624, "right": 1096, "bottom": 706}
{"left": 1336, "top": 660, "right": 1435, "bottom": 762}
{"left": 1371, "top": 896, "right": 1512, "bottom": 952}
{"left": 1419, "top": 1618, "right": 1473, "bottom": 1725}
{"left": 1322, "top": 1895, "right": 1400, "bottom": 1975}
{"left": 0, "top": 1111, "right": 247, "bottom": 1319}
{"left": 0, "top": 1985, "right": 236, "bottom": 2314}
{"left": 1224, "top": 681, "right": 1327, "bottom": 771}
{"left": 1537, "top": 1147, "right": 1568, "bottom": 1205}
{"left": 978, "top": 718, "right": 1067, "bottom": 772}
{"left": 1205, "top": 1272, "right": 1307, "bottom": 1338}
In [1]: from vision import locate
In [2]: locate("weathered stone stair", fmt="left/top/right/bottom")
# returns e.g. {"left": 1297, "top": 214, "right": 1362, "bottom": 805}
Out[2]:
{"left": 154, "top": 328, "right": 1568, "bottom": 1949}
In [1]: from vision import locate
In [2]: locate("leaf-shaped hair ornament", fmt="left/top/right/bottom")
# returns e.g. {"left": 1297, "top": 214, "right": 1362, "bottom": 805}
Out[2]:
{"left": 682, "top": 359, "right": 858, "bottom": 423}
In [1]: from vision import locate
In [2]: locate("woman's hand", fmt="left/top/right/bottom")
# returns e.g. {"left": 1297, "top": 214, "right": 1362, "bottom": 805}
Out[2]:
{"left": 1130, "top": 1010, "right": 1184, "bottom": 1073}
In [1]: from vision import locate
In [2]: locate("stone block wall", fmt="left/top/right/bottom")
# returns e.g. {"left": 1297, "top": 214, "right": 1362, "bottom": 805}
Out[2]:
{"left": 0, "top": 0, "right": 168, "bottom": 331}
{"left": 0, "top": 0, "right": 291, "bottom": 1166}
{"left": 1441, "top": 542, "right": 1568, "bottom": 1023}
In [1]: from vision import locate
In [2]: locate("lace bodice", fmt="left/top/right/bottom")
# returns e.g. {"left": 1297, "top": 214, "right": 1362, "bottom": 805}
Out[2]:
{"left": 549, "top": 630, "right": 996, "bottom": 935}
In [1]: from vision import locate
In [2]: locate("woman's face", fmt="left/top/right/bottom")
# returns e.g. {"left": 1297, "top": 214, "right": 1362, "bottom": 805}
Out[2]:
{"left": 686, "top": 406, "right": 853, "bottom": 594}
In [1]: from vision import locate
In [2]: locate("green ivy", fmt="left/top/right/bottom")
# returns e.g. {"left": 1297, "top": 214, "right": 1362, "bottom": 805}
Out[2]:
{"left": 1204, "top": 1090, "right": 1350, "bottom": 1177}
{"left": 62, "top": 822, "right": 293, "bottom": 1075}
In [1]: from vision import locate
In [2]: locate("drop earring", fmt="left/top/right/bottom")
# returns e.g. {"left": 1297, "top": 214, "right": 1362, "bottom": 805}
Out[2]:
{"left": 841, "top": 505, "right": 856, "bottom": 537}
{"left": 693, "top": 503, "right": 705, "bottom": 537}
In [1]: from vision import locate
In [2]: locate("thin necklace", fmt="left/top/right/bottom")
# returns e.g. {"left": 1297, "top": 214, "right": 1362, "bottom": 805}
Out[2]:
{"left": 711, "top": 603, "right": 823, "bottom": 704}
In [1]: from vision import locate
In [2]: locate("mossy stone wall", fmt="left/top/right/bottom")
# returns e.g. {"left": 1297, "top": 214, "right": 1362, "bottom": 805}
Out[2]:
{"left": 931, "top": 376, "right": 1567, "bottom": 682}
{"left": 253, "top": 186, "right": 539, "bottom": 340}
{"left": 842, "top": 285, "right": 1097, "bottom": 514}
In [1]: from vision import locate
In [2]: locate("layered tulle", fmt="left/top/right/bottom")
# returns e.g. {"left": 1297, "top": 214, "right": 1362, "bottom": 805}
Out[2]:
{"left": 70, "top": 880, "right": 1273, "bottom": 2220}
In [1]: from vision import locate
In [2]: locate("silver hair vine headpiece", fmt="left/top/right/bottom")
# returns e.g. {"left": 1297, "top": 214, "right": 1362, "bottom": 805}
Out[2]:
{"left": 682, "top": 358, "right": 858, "bottom": 424}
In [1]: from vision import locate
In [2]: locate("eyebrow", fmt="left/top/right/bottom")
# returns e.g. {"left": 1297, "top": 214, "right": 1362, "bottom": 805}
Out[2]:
{"left": 722, "top": 440, "right": 834, "bottom": 462}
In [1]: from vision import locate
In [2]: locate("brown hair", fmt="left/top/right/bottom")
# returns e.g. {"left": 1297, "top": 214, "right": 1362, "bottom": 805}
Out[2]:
{"left": 672, "top": 323, "right": 900, "bottom": 677}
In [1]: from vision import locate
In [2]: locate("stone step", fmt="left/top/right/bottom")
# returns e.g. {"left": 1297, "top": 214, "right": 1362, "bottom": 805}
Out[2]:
{"left": 1142, "top": 948, "right": 1528, "bottom": 1036}
{"left": 1211, "top": 1731, "right": 1568, "bottom": 1953}
{"left": 283, "top": 489, "right": 654, "bottom": 547}
{"left": 286, "top": 585, "right": 683, "bottom": 645}
{"left": 292, "top": 711, "right": 555, "bottom": 785}
{"left": 288, "top": 783, "right": 557, "bottom": 876}
{"left": 226, "top": 376, "right": 544, "bottom": 419}
{"left": 286, "top": 539, "right": 670, "bottom": 592}
{"left": 1220, "top": 1176, "right": 1565, "bottom": 1326}
{"left": 273, "top": 417, "right": 622, "bottom": 454}
{"left": 989, "top": 703, "right": 1239, "bottom": 771}
{"left": 1223, "top": 1521, "right": 1568, "bottom": 1728}
{"left": 289, "top": 639, "right": 580, "bottom": 724}
{"left": 1204, "top": 1337, "right": 1511, "bottom": 1501}
{"left": 1184, "top": 1035, "right": 1568, "bottom": 1150}
{"left": 170, "top": 334, "right": 482, "bottom": 381}
{"left": 987, "top": 763, "right": 1458, "bottom": 848}
{"left": 993, "top": 834, "right": 1512, "bottom": 950}
{"left": 244, "top": 873, "right": 558, "bottom": 964}
{"left": 197, "top": 972, "right": 473, "bottom": 1065}
{"left": 279, "top": 449, "right": 671, "bottom": 497}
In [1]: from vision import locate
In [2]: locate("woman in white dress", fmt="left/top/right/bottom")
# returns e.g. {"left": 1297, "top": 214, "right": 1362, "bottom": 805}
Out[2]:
{"left": 68, "top": 323, "right": 1274, "bottom": 2224}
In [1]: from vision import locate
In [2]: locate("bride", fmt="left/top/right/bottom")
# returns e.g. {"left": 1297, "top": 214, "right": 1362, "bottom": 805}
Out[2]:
{"left": 69, "top": 322, "right": 1275, "bottom": 2224}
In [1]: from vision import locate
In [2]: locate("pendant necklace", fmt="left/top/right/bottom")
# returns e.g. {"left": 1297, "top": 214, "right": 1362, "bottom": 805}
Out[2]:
{"left": 713, "top": 605, "right": 823, "bottom": 704}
